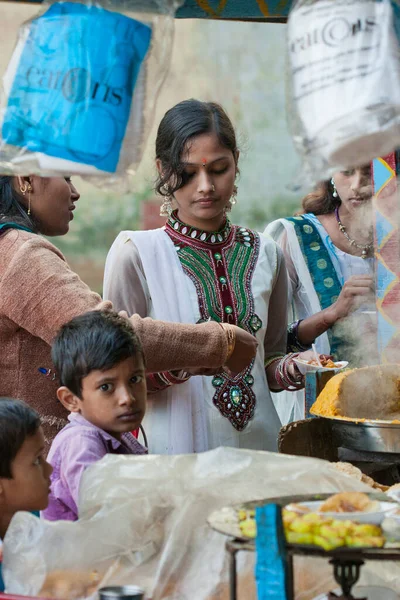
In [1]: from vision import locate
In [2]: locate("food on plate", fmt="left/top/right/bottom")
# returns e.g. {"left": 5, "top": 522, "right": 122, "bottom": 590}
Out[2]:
{"left": 307, "top": 356, "right": 338, "bottom": 369}
{"left": 237, "top": 505, "right": 385, "bottom": 550}
{"left": 319, "top": 492, "right": 379, "bottom": 514}
{"left": 39, "top": 569, "right": 101, "bottom": 600}
{"left": 310, "top": 365, "right": 400, "bottom": 420}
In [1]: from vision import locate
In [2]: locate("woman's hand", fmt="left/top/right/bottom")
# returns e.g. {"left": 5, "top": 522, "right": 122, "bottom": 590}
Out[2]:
{"left": 286, "top": 351, "right": 333, "bottom": 382}
{"left": 225, "top": 326, "right": 258, "bottom": 375}
{"left": 324, "top": 274, "right": 374, "bottom": 325}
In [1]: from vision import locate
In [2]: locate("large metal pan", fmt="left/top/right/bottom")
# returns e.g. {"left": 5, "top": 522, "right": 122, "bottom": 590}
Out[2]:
{"left": 326, "top": 416, "right": 400, "bottom": 454}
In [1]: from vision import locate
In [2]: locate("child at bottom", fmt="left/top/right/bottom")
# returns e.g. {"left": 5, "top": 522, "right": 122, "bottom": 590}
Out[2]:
{"left": 42, "top": 310, "right": 147, "bottom": 523}
{"left": 0, "top": 398, "right": 53, "bottom": 591}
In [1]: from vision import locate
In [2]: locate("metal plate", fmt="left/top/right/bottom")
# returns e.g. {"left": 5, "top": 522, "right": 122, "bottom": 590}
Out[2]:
{"left": 207, "top": 492, "right": 392, "bottom": 548}
{"left": 327, "top": 417, "right": 400, "bottom": 454}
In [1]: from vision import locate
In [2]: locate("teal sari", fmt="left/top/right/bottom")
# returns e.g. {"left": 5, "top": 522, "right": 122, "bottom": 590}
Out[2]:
{"left": 285, "top": 216, "right": 343, "bottom": 357}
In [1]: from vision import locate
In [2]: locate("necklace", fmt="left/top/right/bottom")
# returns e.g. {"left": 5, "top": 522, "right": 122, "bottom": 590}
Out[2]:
{"left": 334, "top": 207, "right": 373, "bottom": 259}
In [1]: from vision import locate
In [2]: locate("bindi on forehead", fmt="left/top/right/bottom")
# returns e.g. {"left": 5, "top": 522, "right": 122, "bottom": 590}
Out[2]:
{"left": 202, "top": 158, "right": 207, "bottom": 166}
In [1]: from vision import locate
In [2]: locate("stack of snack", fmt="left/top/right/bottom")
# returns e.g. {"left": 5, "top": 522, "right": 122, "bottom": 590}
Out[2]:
{"left": 330, "top": 462, "right": 389, "bottom": 492}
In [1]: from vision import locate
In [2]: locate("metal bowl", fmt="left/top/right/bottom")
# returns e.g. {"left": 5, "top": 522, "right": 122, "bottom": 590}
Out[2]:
{"left": 328, "top": 417, "right": 400, "bottom": 454}
{"left": 99, "top": 586, "right": 145, "bottom": 600}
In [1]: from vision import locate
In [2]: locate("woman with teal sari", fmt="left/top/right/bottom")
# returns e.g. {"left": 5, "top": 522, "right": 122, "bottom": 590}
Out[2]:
{"left": 266, "top": 166, "right": 375, "bottom": 424}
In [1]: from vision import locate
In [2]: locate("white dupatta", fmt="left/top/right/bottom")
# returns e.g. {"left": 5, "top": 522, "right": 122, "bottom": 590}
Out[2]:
{"left": 104, "top": 229, "right": 209, "bottom": 454}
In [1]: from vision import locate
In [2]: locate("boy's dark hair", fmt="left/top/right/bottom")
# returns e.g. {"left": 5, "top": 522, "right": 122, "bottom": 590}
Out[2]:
{"left": 0, "top": 398, "right": 41, "bottom": 478}
{"left": 51, "top": 311, "right": 144, "bottom": 398}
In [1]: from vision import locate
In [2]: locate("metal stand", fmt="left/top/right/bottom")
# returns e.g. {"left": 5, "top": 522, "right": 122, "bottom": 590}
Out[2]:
{"left": 330, "top": 558, "right": 364, "bottom": 599}
{"left": 226, "top": 540, "right": 400, "bottom": 600}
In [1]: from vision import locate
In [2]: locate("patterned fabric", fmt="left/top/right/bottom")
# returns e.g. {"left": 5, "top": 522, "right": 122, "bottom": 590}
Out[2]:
{"left": 165, "top": 211, "right": 262, "bottom": 431}
{"left": 285, "top": 215, "right": 342, "bottom": 357}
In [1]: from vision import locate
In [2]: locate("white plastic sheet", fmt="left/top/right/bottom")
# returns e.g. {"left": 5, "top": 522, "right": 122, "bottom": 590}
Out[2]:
{"left": 3, "top": 448, "right": 400, "bottom": 599}
{"left": 287, "top": 0, "right": 400, "bottom": 186}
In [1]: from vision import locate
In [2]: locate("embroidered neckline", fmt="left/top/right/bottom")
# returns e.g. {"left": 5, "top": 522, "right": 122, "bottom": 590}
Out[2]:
{"left": 166, "top": 210, "right": 231, "bottom": 245}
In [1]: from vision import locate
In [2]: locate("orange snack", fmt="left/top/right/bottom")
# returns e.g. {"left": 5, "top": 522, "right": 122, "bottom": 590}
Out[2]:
{"left": 319, "top": 492, "right": 379, "bottom": 514}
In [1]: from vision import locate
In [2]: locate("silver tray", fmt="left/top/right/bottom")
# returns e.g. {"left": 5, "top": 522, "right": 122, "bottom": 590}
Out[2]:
{"left": 326, "top": 416, "right": 400, "bottom": 454}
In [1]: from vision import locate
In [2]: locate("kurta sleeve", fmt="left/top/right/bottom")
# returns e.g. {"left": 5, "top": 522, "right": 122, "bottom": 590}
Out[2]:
{"left": 0, "top": 234, "right": 229, "bottom": 374}
{"left": 273, "top": 227, "right": 299, "bottom": 308}
{"left": 103, "top": 237, "right": 149, "bottom": 317}
{"left": 0, "top": 236, "right": 109, "bottom": 345}
{"left": 263, "top": 245, "right": 288, "bottom": 358}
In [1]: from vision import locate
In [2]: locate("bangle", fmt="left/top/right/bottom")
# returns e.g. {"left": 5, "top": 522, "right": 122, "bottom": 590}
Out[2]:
{"left": 220, "top": 323, "right": 236, "bottom": 361}
{"left": 265, "top": 353, "right": 285, "bottom": 370}
{"left": 287, "top": 320, "right": 313, "bottom": 353}
{"left": 274, "top": 353, "right": 304, "bottom": 391}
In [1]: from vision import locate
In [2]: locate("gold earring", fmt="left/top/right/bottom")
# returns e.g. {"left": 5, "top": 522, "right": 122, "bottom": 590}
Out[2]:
{"left": 27, "top": 185, "right": 32, "bottom": 215}
{"left": 225, "top": 184, "right": 238, "bottom": 213}
{"left": 20, "top": 182, "right": 32, "bottom": 216}
{"left": 231, "top": 184, "right": 238, "bottom": 206}
{"left": 160, "top": 196, "right": 173, "bottom": 217}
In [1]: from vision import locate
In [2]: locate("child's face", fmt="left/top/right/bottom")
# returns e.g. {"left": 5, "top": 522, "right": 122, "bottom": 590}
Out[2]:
{"left": 0, "top": 427, "right": 52, "bottom": 514}
{"left": 75, "top": 355, "right": 146, "bottom": 439}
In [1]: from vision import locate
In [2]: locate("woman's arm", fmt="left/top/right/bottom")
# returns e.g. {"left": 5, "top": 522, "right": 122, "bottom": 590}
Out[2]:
{"left": 263, "top": 247, "right": 291, "bottom": 391}
{"left": 296, "top": 274, "right": 374, "bottom": 347}
{"left": 275, "top": 224, "right": 374, "bottom": 349}
{"left": 0, "top": 235, "right": 254, "bottom": 374}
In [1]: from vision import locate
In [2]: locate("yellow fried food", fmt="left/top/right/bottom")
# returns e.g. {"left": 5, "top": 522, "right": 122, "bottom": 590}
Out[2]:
{"left": 286, "top": 531, "right": 314, "bottom": 545}
{"left": 282, "top": 510, "right": 298, "bottom": 527}
{"left": 313, "top": 534, "right": 345, "bottom": 551}
{"left": 346, "top": 535, "right": 385, "bottom": 548}
{"left": 290, "top": 517, "right": 315, "bottom": 534}
{"left": 301, "top": 513, "right": 328, "bottom": 525}
{"left": 351, "top": 523, "right": 382, "bottom": 537}
{"left": 239, "top": 518, "right": 256, "bottom": 538}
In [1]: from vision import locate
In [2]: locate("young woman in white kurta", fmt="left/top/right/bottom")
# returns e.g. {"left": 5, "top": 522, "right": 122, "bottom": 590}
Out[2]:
{"left": 104, "top": 100, "right": 307, "bottom": 454}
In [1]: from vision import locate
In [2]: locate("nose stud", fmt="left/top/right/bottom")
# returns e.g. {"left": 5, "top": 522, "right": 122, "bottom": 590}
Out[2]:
{"left": 211, "top": 185, "right": 215, "bottom": 192}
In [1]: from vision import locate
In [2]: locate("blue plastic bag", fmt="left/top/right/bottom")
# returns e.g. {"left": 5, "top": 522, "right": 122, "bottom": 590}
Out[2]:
{"left": 2, "top": 2, "right": 151, "bottom": 173}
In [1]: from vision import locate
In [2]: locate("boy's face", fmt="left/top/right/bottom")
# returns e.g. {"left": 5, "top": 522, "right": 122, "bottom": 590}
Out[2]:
{"left": 0, "top": 427, "right": 52, "bottom": 515}
{"left": 71, "top": 355, "right": 146, "bottom": 439}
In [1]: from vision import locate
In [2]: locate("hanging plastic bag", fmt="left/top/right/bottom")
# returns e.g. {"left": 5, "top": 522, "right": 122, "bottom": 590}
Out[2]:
{"left": 0, "top": 0, "right": 182, "bottom": 186}
{"left": 287, "top": 0, "right": 400, "bottom": 186}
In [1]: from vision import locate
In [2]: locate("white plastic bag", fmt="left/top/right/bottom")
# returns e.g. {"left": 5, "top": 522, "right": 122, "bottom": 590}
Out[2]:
{"left": 0, "top": 0, "right": 182, "bottom": 186}
{"left": 4, "top": 448, "right": 398, "bottom": 600}
{"left": 287, "top": 0, "right": 400, "bottom": 185}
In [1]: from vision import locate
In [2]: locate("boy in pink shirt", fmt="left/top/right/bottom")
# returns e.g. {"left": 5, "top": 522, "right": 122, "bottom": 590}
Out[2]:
{"left": 43, "top": 311, "right": 147, "bottom": 522}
